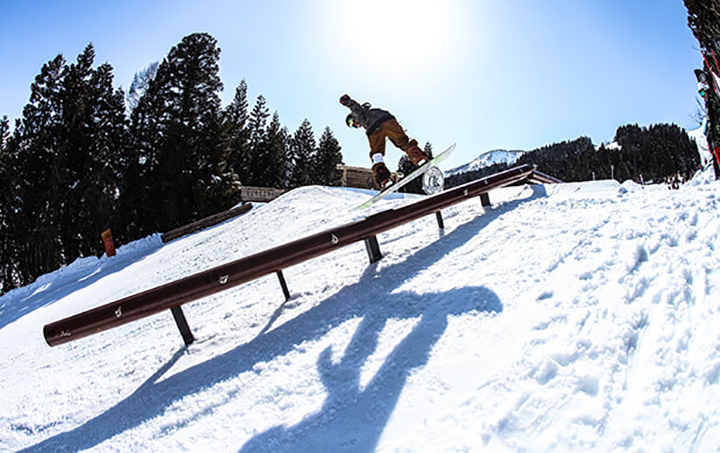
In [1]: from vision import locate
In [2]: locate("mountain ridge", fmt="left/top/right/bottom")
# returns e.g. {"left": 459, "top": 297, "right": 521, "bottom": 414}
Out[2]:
{"left": 445, "top": 148, "right": 525, "bottom": 176}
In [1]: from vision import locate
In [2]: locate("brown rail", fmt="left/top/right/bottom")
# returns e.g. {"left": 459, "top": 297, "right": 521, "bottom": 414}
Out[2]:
{"left": 526, "top": 169, "right": 562, "bottom": 185}
{"left": 44, "top": 164, "right": 549, "bottom": 346}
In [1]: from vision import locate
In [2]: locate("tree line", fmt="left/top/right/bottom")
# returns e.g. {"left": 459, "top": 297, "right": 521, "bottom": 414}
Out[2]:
{"left": 446, "top": 124, "right": 701, "bottom": 188}
{"left": 0, "top": 33, "right": 344, "bottom": 294}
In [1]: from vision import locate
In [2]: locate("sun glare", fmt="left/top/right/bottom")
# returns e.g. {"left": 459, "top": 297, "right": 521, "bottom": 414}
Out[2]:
{"left": 330, "top": 0, "right": 465, "bottom": 82}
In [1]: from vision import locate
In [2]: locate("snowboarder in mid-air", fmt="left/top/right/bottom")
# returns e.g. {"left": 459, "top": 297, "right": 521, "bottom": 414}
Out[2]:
{"left": 340, "top": 94, "right": 429, "bottom": 189}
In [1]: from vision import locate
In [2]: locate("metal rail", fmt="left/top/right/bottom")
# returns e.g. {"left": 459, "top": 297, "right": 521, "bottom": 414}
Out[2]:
{"left": 44, "top": 164, "right": 553, "bottom": 347}
{"left": 526, "top": 169, "right": 562, "bottom": 185}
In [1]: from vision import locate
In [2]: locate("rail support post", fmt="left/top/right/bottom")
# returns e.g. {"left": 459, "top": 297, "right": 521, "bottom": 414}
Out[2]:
{"left": 170, "top": 306, "right": 195, "bottom": 346}
{"left": 276, "top": 270, "right": 291, "bottom": 301}
{"left": 364, "top": 235, "right": 383, "bottom": 264}
{"left": 480, "top": 192, "right": 491, "bottom": 208}
{"left": 436, "top": 211, "right": 445, "bottom": 230}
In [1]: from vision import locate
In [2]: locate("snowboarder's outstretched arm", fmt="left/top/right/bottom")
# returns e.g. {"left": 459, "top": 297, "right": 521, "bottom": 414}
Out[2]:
{"left": 340, "top": 94, "right": 369, "bottom": 128}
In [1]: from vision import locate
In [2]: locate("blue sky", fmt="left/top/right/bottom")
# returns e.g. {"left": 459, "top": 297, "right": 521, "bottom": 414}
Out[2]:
{"left": 0, "top": 0, "right": 702, "bottom": 170}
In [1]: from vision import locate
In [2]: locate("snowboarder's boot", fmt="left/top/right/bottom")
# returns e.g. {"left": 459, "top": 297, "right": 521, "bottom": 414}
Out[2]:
{"left": 372, "top": 162, "right": 394, "bottom": 190}
{"left": 407, "top": 145, "right": 430, "bottom": 167}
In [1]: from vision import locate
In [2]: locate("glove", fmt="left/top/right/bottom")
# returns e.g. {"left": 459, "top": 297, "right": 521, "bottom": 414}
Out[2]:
{"left": 339, "top": 94, "right": 351, "bottom": 106}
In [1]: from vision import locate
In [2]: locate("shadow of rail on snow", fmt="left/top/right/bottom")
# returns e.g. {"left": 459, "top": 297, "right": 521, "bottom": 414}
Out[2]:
{"left": 20, "top": 194, "right": 548, "bottom": 452}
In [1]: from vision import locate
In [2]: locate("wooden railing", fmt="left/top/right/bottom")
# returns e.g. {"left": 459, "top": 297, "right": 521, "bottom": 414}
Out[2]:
{"left": 44, "top": 165, "right": 560, "bottom": 347}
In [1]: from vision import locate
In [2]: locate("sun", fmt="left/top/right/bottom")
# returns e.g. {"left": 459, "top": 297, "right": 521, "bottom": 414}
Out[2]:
{"left": 328, "top": 0, "right": 463, "bottom": 81}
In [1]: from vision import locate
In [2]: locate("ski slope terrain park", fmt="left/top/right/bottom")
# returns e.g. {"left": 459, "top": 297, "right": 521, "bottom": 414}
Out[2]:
{"left": 1, "top": 169, "right": 719, "bottom": 451}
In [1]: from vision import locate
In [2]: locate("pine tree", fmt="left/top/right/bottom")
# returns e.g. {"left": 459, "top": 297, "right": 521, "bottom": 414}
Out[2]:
{"left": 129, "top": 33, "right": 228, "bottom": 232}
{"left": 254, "top": 112, "right": 287, "bottom": 188}
{"left": 314, "top": 127, "right": 344, "bottom": 186}
{"left": 222, "top": 80, "right": 250, "bottom": 183}
{"left": 127, "top": 56, "right": 168, "bottom": 237}
{"left": 54, "top": 43, "right": 100, "bottom": 259}
{"left": 74, "top": 63, "right": 129, "bottom": 255}
{"left": 126, "top": 62, "right": 158, "bottom": 113}
{"left": 0, "top": 115, "right": 13, "bottom": 293}
{"left": 245, "top": 95, "right": 270, "bottom": 186}
{"left": 11, "top": 53, "right": 66, "bottom": 283}
{"left": 287, "top": 119, "right": 317, "bottom": 188}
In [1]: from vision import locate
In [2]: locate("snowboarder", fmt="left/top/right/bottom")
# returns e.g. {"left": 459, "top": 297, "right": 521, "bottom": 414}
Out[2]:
{"left": 340, "top": 94, "right": 429, "bottom": 189}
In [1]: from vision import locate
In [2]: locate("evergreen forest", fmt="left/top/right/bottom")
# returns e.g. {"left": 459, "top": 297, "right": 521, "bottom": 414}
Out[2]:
{"left": 445, "top": 125, "right": 701, "bottom": 189}
{"left": 0, "top": 33, "right": 343, "bottom": 294}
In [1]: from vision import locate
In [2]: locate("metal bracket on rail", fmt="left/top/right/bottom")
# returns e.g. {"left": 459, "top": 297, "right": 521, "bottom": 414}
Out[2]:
{"left": 480, "top": 192, "right": 491, "bottom": 208}
{"left": 364, "top": 236, "right": 383, "bottom": 263}
{"left": 170, "top": 306, "right": 195, "bottom": 346}
{"left": 436, "top": 211, "right": 445, "bottom": 230}
{"left": 276, "top": 270, "right": 291, "bottom": 301}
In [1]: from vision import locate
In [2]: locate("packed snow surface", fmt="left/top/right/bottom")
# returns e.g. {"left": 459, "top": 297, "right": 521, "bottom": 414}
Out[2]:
{"left": 1, "top": 170, "right": 719, "bottom": 452}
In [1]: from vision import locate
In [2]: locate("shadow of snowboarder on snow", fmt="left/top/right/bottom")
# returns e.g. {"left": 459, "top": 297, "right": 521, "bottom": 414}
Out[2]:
{"left": 239, "top": 285, "right": 501, "bottom": 452}
{"left": 19, "top": 191, "right": 550, "bottom": 453}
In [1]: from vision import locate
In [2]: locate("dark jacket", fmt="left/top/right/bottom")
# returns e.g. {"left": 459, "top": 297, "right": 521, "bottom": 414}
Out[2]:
{"left": 344, "top": 98, "right": 395, "bottom": 136}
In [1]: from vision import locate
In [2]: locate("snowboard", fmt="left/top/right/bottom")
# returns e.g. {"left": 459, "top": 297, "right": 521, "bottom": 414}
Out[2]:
{"left": 354, "top": 143, "right": 456, "bottom": 210}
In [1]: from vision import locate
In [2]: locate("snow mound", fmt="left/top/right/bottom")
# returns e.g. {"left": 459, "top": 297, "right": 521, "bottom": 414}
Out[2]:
{"left": 621, "top": 179, "right": 645, "bottom": 192}
{"left": 1, "top": 177, "right": 719, "bottom": 452}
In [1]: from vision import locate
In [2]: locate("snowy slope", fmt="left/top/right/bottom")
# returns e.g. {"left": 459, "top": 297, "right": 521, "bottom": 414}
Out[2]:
{"left": 446, "top": 149, "right": 525, "bottom": 177}
{"left": 1, "top": 170, "right": 719, "bottom": 452}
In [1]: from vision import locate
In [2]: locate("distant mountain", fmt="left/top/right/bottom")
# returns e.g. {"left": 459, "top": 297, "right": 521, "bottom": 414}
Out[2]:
{"left": 446, "top": 149, "right": 525, "bottom": 176}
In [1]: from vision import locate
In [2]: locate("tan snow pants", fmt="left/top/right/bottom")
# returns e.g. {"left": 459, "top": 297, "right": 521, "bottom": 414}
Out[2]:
{"left": 367, "top": 118, "right": 418, "bottom": 159}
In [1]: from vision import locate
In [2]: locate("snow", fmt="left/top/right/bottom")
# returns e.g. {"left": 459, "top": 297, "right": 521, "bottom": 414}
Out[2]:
{"left": 445, "top": 149, "right": 525, "bottom": 177}
{"left": 1, "top": 165, "right": 719, "bottom": 452}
